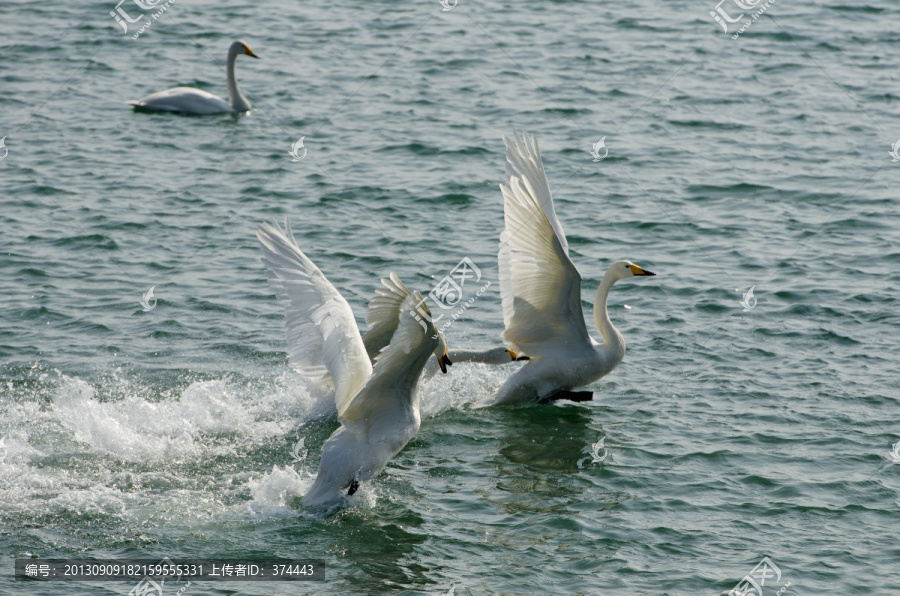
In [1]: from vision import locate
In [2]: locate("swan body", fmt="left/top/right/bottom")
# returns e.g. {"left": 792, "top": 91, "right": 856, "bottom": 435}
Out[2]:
{"left": 256, "top": 219, "right": 449, "bottom": 507}
{"left": 129, "top": 40, "right": 259, "bottom": 114}
{"left": 478, "top": 132, "right": 655, "bottom": 406}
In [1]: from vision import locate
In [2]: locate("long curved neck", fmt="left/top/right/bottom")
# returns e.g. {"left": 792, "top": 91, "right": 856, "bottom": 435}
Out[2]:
{"left": 226, "top": 50, "right": 250, "bottom": 112}
{"left": 593, "top": 268, "right": 624, "bottom": 351}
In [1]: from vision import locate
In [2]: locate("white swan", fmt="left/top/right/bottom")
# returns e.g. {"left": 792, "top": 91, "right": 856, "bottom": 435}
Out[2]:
{"left": 256, "top": 220, "right": 450, "bottom": 507}
{"left": 129, "top": 40, "right": 259, "bottom": 114}
{"left": 477, "top": 132, "right": 656, "bottom": 406}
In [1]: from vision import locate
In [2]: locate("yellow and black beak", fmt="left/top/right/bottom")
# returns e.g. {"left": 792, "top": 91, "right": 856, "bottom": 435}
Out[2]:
{"left": 507, "top": 349, "right": 530, "bottom": 361}
{"left": 438, "top": 353, "right": 453, "bottom": 374}
{"left": 244, "top": 45, "right": 260, "bottom": 59}
{"left": 629, "top": 264, "right": 656, "bottom": 277}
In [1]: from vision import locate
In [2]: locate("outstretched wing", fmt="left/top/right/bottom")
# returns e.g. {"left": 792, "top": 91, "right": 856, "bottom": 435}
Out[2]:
{"left": 498, "top": 131, "right": 591, "bottom": 355}
{"left": 340, "top": 291, "right": 437, "bottom": 432}
{"left": 361, "top": 273, "right": 413, "bottom": 362}
{"left": 257, "top": 219, "right": 372, "bottom": 416}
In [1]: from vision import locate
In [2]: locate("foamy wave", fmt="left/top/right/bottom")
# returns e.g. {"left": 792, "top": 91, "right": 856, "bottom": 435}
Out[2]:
{"left": 44, "top": 372, "right": 333, "bottom": 462}
{"left": 246, "top": 465, "right": 311, "bottom": 516}
{"left": 418, "top": 362, "right": 513, "bottom": 418}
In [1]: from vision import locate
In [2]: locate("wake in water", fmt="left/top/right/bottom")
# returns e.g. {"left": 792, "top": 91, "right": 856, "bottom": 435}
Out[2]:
{"left": 0, "top": 360, "right": 510, "bottom": 526}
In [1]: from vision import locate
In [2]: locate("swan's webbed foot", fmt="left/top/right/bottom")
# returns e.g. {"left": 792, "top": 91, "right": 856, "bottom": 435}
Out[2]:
{"left": 543, "top": 390, "right": 593, "bottom": 403}
{"left": 347, "top": 479, "right": 359, "bottom": 496}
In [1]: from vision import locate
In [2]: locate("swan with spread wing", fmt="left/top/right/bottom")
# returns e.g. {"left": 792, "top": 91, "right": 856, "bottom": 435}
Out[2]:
{"left": 257, "top": 220, "right": 450, "bottom": 506}
{"left": 477, "top": 132, "right": 656, "bottom": 406}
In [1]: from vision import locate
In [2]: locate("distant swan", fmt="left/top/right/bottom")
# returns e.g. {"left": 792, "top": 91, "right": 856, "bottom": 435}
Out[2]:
{"left": 256, "top": 220, "right": 450, "bottom": 507}
{"left": 129, "top": 40, "right": 259, "bottom": 114}
{"left": 477, "top": 132, "right": 656, "bottom": 406}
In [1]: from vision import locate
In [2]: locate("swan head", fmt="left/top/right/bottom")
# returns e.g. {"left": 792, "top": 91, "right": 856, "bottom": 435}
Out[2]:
{"left": 231, "top": 40, "right": 260, "bottom": 59}
{"left": 481, "top": 347, "right": 529, "bottom": 363}
{"left": 433, "top": 331, "right": 453, "bottom": 373}
{"left": 507, "top": 348, "right": 530, "bottom": 361}
{"left": 610, "top": 260, "right": 655, "bottom": 281}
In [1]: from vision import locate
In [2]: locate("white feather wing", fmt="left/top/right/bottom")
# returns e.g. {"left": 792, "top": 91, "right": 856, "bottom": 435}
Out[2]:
{"left": 361, "top": 273, "right": 413, "bottom": 361}
{"left": 257, "top": 219, "right": 372, "bottom": 416}
{"left": 340, "top": 291, "right": 435, "bottom": 433}
{"left": 498, "top": 132, "right": 591, "bottom": 354}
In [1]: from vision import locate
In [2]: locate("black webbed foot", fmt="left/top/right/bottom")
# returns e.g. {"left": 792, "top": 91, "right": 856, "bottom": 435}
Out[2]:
{"left": 542, "top": 389, "right": 594, "bottom": 403}
{"left": 347, "top": 479, "right": 360, "bottom": 496}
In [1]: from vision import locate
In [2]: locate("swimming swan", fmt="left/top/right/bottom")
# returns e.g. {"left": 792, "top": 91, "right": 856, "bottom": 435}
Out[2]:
{"left": 129, "top": 40, "right": 259, "bottom": 114}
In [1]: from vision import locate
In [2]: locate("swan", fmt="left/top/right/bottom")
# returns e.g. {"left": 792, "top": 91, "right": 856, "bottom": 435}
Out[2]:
{"left": 129, "top": 40, "right": 259, "bottom": 114}
{"left": 256, "top": 219, "right": 451, "bottom": 506}
{"left": 362, "top": 274, "right": 527, "bottom": 381}
{"left": 476, "top": 131, "right": 656, "bottom": 406}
